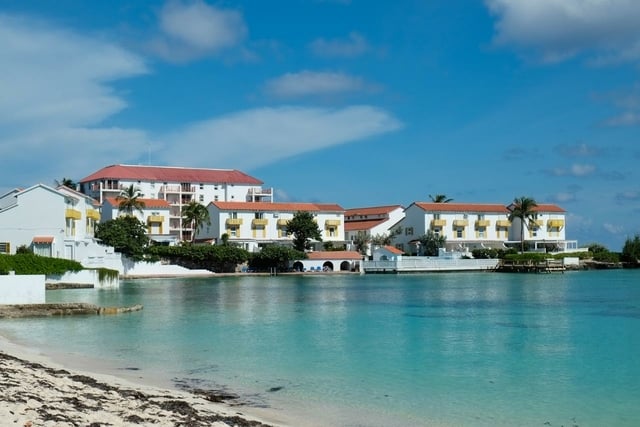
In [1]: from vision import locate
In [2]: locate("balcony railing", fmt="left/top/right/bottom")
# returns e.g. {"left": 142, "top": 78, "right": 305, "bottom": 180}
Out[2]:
{"left": 453, "top": 219, "right": 468, "bottom": 227}
{"left": 252, "top": 218, "right": 268, "bottom": 226}
{"left": 226, "top": 218, "right": 243, "bottom": 226}
{"left": 325, "top": 220, "right": 341, "bottom": 226}
{"left": 65, "top": 209, "right": 82, "bottom": 220}
{"left": 147, "top": 215, "right": 164, "bottom": 223}
{"left": 547, "top": 219, "right": 564, "bottom": 228}
{"left": 277, "top": 219, "right": 289, "bottom": 226}
{"left": 475, "top": 219, "right": 491, "bottom": 227}
{"left": 86, "top": 209, "right": 101, "bottom": 221}
{"left": 496, "top": 220, "right": 511, "bottom": 228}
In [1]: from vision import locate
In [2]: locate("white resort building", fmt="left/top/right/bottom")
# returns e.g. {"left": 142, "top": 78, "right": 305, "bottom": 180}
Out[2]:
{"left": 394, "top": 201, "right": 576, "bottom": 254}
{"left": 0, "top": 184, "right": 117, "bottom": 264}
{"left": 198, "top": 201, "right": 346, "bottom": 252}
{"left": 79, "top": 164, "right": 272, "bottom": 242}
{"left": 101, "top": 197, "right": 178, "bottom": 246}
{"left": 344, "top": 205, "right": 405, "bottom": 255}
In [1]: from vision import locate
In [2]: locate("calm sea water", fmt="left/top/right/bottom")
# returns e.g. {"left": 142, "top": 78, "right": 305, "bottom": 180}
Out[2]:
{"left": 1, "top": 271, "right": 639, "bottom": 426}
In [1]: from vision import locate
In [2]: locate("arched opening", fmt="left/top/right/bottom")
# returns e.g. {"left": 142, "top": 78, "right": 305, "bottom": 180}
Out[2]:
{"left": 339, "top": 261, "right": 351, "bottom": 271}
{"left": 322, "top": 261, "right": 334, "bottom": 272}
{"left": 292, "top": 261, "right": 304, "bottom": 272}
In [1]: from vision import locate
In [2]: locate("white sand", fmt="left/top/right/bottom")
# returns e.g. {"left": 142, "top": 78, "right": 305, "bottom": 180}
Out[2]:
{"left": 0, "top": 336, "right": 290, "bottom": 427}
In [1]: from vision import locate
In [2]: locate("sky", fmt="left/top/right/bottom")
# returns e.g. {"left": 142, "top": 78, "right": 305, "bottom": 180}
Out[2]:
{"left": 1, "top": 0, "right": 639, "bottom": 250}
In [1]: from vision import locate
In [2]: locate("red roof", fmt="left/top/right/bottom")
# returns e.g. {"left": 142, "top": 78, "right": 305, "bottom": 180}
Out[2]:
{"left": 104, "top": 197, "right": 170, "bottom": 209}
{"left": 383, "top": 245, "right": 404, "bottom": 255}
{"left": 414, "top": 202, "right": 509, "bottom": 213}
{"left": 532, "top": 204, "right": 566, "bottom": 213}
{"left": 211, "top": 201, "right": 344, "bottom": 212}
{"left": 32, "top": 236, "right": 54, "bottom": 244}
{"left": 344, "top": 218, "right": 387, "bottom": 231}
{"left": 345, "top": 205, "right": 403, "bottom": 216}
{"left": 306, "top": 251, "right": 362, "bottom": 260}
{"left": 80, "top": 164, "right": 262, "bottom": 185}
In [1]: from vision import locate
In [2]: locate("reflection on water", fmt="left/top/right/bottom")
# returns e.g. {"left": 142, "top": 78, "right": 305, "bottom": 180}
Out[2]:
{"left": 1, "top": 270, "right": 639, "bottom": 426}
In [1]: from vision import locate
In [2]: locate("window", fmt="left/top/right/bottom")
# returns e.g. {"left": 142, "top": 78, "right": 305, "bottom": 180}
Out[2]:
{"left": 456, "top": 228, "right": 463, "bottom": 238}
{"left": 214, "top": 185, "right": 219, "bottom": 190}
{"left": 327, "top": 227, "right": 336, "bottom": 237}
{"left": 478, "top": 228, "right": 486, "bottom": 238}
{"left": 230, "top": 212, "right": 238, "bottom": 219}
{"left": 255, "top": 212, "right": 264, "bottom": 219}
{"left": 199, "top": 183, "right": 204, "bottom": 190}
{"left": 405, "top": 227, "right": 414, "bottom": 236}
{"left": 199, "top": 195, "right": 204, "bottom": 202}
{"left": 463, "top": 214, "right": 468, "bottom": 219}
{"left": 0, "top": 242, "right": 10, "bottom": 254}
{"left": 214, "top": 195, "right": 219, "bottom": 201}
{"left": 434, "top": 214, "right": 441, "bottom": 220}
{"left": 478, "top": 214, "right": 485, "bottom": 220}
{"left": 434, "top": 229, "right": 440, "bottom": 238}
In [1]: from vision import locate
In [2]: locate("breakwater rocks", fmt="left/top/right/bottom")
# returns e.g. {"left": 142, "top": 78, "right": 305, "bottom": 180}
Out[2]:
{"left": 0, "top": 303, "right": 143, "bottom": 318}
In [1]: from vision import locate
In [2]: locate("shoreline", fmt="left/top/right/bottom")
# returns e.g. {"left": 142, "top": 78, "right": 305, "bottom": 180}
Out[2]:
{"left": 0, "top": 334, "right": 289, "bottom": 427}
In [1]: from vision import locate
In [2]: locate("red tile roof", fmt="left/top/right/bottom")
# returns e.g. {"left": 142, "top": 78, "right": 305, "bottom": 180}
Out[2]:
{"left": 32, "top": 236, "right": 54, "bottom": 244}
{"left": 104, "top": 197, "right": 171, "bottom": 209}
{"left": 80, "top": 164, "right": 262, "bottom": 185}
{"left": 345, "top": 205, "right": 403, "bottom": 216}
{"left": 306, "top": 251, "right": 363, "bottom": 260}
{"left": 532, "top": 204, "right": 566, "bottom": 213}
{"left": 211, "top": 201, "right": 344, "bottom": 212}
{"left": 344, "top": 219, "right": 387, "bottom": 231}
{"left": 414, "top": 202, "right": 509, "bottom": 213}
{"left": 383, "top": 245, "right": 404, "bottom": 255}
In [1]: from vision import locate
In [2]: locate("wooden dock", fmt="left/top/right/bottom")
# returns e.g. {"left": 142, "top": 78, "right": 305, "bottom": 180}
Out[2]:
{"left": 496, "top": 259, "right": 565, "bottom": 273}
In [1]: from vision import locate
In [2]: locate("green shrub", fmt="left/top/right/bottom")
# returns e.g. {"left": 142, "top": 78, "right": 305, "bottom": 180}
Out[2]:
{"left": 248, "top": 245, "right": 306, "bottom": 272}
{"left": 0, "top": 254, "right": 83, "bottom": 275}
{"left": 146, "top": 244, "right": 250, "bottom": 273}
{"left": 592, "top": 251, "right": 620, "bottom": 263}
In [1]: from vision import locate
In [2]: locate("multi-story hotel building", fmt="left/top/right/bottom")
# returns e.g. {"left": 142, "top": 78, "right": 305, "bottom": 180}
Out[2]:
{"left": 79, "top": 164, "right": 272, "bottom": 242}
{"left": 198, "top": 201, "right": 346, "bottom": 252}
{"left": 344, "top": 205, "right": 405, "bottom": 255}
{"left": 394, "top": 202, "right": 573, "bottom": 254}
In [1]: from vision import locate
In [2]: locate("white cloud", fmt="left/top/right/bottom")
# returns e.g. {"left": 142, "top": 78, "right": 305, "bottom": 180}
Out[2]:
{"left": 605, "top": 112, "right": 640, "bottom": 126}
{"left": 603, "top": 222, "right": 625, "bottom": 234}
{"left": 0, "top": 14, "right": 150, "bottom": 188}
{"left": 159, "top": 106, "right": 403, "bottom": 170}
{"left": 310, "top": 32, "right": 370, "bottom": 58}
{"left": 550, "top": 192, "right": 577, "bottom": 203}
{"left": 264, "top": 71, "right": 370, "bottom": 98}
{"left": 150, "top": 0, "right": 247, "bottom": 62}
{"left": 486, "top": 0, "right": 640, "bottom": 63}
{"left": 550, "top": 163, "right": 596, "bottom": 177}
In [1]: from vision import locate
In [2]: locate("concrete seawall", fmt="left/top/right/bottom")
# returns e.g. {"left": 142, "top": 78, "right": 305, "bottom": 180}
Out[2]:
{"left": 0, "top": 303, "right": 143, "bottom": 318}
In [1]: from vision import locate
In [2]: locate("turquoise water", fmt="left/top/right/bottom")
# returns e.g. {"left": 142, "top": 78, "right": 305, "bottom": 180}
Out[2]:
{"left": 1, "top": 271, "right": 639, "bottom": 426}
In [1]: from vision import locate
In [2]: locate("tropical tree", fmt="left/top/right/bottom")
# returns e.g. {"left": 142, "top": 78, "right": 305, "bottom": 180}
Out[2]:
{"left": 287, "top": 211, "right": 322, "bottom": 252}
{"left": 621, "top": 234, "right": 640, "bottom": 265}
{"left": 417, "top": 230, "right": 446, "bottom": 256}
{"left": 429, "top": 194, "right": 453, "bottom": 203}
{"left": 116, "top": 184, "right": 145, "bottom": 215}
{"left": 55, "top": 177, "right": 77, "bottom": 190}
{"left": 182, "top": 201, "right": 211, "bottom": 242}
{"left": 508, "top": 196, "right": 538, "bottom": 253}
{"left": 95, "top": 216, "right": 149, "bottom": 261}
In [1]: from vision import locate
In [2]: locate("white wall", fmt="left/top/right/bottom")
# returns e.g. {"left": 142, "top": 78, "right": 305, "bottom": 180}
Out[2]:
{"left": 0, "top": 274, "right": 46, "bottom": 304}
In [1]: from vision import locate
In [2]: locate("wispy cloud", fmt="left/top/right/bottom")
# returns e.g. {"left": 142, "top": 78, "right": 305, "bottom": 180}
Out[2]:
{"left": 486, "top": 0, "right": 640, "bottom": 63}
{"left": 264, "top": 71, "right": 374, "bottom": 98}
{"left": 548, "top": 192, "right": 577, "bottom": 203}
{"left": 149, "top": 0, "right": 248, "bottom": 62}
{"left": 615, "top": 190, "right": 640, "bottom": 203}
{"left": 0, "top": 13, "right": 150, "bottom": 187}
{"left": 159, "top": 106, "right": 403, "bottom": 170}
{"left": 555, "top": 143, "right": 601, "bottom": 157}
{"left": 310, "top": 32, "right": 370, "bottom": 58}
{"left": 603, "top": 222, "right": 625, "bottom": 234}
{"left": 605, "top": 112, "right": 640, "bottom": 126}
{"left": 549, "top": 164, "right": 596, "bottom": 177}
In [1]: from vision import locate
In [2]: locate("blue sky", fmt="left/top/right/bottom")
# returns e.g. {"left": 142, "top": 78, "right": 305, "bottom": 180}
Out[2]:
{"left": 1, "top": 0, "right": 639, "bottom": 250}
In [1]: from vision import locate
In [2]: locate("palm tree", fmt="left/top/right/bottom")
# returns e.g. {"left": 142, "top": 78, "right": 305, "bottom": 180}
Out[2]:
{"left": 429, "top": 194, "right": 453, "bottom": 203}
{"left": 508, "top": 196, "right": 538, "bottom": 253}
{"left": 116, "top": 184, "right": 145, "bottom": 216}
{"left": 55, "top": 177, "right": 77, "bottom": 190}
{"left": 182, "top": 201, "right": 211, "bottom": 243}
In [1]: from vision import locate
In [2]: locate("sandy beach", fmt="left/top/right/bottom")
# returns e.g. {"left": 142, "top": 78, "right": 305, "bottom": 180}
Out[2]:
{"left": 0, "top": 337, "right": 284, "bottom": 427}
